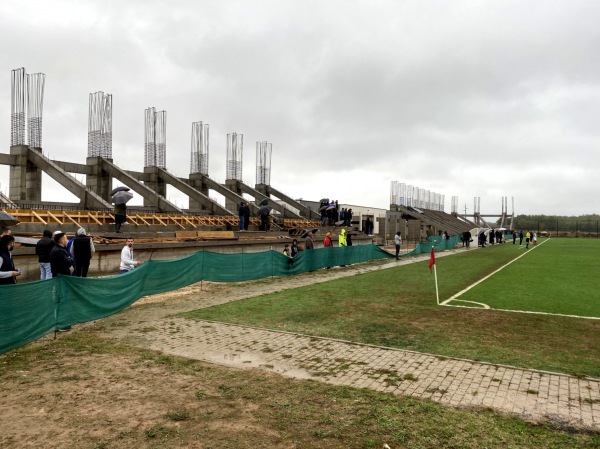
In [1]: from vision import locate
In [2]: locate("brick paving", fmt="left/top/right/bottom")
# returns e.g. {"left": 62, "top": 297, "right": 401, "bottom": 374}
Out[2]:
{"left": 102, "top": 251, "right": 600, "bottom": 431}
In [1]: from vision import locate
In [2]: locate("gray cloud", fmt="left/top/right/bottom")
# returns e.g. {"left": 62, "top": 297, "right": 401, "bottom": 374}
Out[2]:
{"left": 1, "top": 0, "right": 599, "bottom": 215}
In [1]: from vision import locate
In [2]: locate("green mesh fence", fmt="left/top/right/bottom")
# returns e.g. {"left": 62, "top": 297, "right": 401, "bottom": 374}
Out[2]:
{"left": 0, "top": 240, "right": 458, "bottom": 354}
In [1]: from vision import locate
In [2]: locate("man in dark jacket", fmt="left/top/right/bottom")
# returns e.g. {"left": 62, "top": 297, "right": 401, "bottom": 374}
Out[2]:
{"left": 35, "top": 229, "right": 54, "bottom": 280}
{"left": 50, "top": 231, "right": 73, "bottom": 277}
{"left": 70, "top": 228, "right": 95, "bottom": 277}
{"left": 0, "top": 235, "right": 21, "bottom": 285}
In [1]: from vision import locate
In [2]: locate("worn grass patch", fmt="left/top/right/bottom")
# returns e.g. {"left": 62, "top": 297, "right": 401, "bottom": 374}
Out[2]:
{"left": 1, "top": 329, "right": 598, "bottom": 448}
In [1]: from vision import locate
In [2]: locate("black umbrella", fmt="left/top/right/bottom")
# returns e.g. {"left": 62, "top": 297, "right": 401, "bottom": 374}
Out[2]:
{"left": 111, "top": 190, "right": 134, "bottom": 205}
{"left": 0, "top": 211, "right": 19, "bottom": 227}
{"left": 110, "top": 186, "right": 131, "bottom": 196}
{"left": 301, "top": 228, "right": 319, "bottom": 238}
{"left": 319, "top": 198, "right": 329, "bottom": 204}
{"left": 259, "top": 198, "right": 270, "bottom": 206}
{"left": 258, "top": 205, "right": 273, "bottom": 216}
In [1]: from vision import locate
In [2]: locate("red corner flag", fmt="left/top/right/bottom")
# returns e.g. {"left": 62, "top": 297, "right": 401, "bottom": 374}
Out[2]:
{"left": 428, "top": 247, "right": 436, "bottom": 272}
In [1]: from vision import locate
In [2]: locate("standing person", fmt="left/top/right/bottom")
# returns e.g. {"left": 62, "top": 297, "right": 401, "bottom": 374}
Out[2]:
{"left": 70, "top": 228, "right": 95, "bottom": 277}
{"left": 489, "top": 229, "right": 495, "bottom": 245}
{"left": 114, "top": 203, "right": 126, "bottom": 233}
{"left": 238, "top": 201, "right": 246, "bottom": 231}
{"left": 50, "top": 231, "right": 73, "bottom": 277}
{"left": 519, "top": 230, "right": 524, "bottom": 245}
{"left": 525, "top": 230, "right": 531, "bottom": 249}
{"left": 304, "top": 231, "right": 314, "bottom": 250}
{"left": 338, "top": 228, "right": 347, "bottom": 247}
{"left": 323, "top": 232, "right": 333, "bottom": 247}
{"left": 283, "top": 243, "right": 294, "bottom": 265}
{"left": 512, "top": 230, "right": 517, "bottom": 245}
{"left": 243, "top": 202, "right": 250, "bottom": 230}
{"left": 346, "top": 232, "right": 353, "bottom": 246}
{"left": 35, "top": 229, "right": 55, "bottom": 280}
{"left": 463, "top": 230, "right": 472, "bottom": 249}
{"left": 394, "top": 231, "right": 402, "bottom": 259}
{"left": 0, "top": 235, "right": 21, "bottom": 285}
{"left": 533, "top": 232, "right": 538, "bottom": 246}
{"left": 291, "top": 239, "right": 300, "bottom": 257}
{"left": 120, "top": 238, "right": 140, "bottom": 274}
{"left": 346, "top": 209, "right": 353, "bottom": 227}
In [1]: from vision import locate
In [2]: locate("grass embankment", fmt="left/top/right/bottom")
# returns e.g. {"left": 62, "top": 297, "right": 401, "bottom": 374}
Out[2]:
{"left": 1, "top": 329, "right": 598, "bottom": 449}
{"left": 184, "top": 241, "right": 600, "bottom": 377}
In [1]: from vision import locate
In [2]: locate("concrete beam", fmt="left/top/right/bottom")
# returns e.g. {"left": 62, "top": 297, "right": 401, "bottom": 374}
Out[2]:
{"left": 53, "top": 160, "right": 93, "bottom": 175}
{"left": 258, "top": 184, "right": 320, "bottom": 219}
{"left": 199, "top": 175, "right": 260, "bottom": 215}
{"left": 238, "top": 182, "right": 302, "bottom": 219}
{"left": 157, "top": 168, "right": 232, "bottom": 216}
{"left": 100, "top": 158, "right": 183, "bottom": 213}
{"left": 25, "top": 147, "right": 112, "bottom": 209}
{"left": 0, "top": 153, "right": 17, "bottom": 165}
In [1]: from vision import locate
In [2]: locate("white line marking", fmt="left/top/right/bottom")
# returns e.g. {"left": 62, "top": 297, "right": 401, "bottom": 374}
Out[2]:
{"left": 442, "top": 304, "right": 600, "bottom": 320}
{"left": 440, "top": 238, "right": 549, "bottom": 306}
{"left": 445, "top": 299, "right": 490, "bottom": 309}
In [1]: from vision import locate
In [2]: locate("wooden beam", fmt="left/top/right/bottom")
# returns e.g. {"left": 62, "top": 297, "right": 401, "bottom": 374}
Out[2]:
{"left": 46, "top": 211, "right": 63, "bottom": 225}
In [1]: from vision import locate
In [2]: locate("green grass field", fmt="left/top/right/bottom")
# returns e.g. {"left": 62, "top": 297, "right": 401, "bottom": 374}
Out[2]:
{"left": 449, "top": 238, "right": 600, "bottom": 318}
{"left": 184, "top": 238, "right": 600, "bottom": 377}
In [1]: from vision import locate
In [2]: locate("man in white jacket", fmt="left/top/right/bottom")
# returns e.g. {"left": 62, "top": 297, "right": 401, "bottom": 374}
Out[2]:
{"left": 119, "top": 238, "right": 140, "bottom": 274}
{"left": 394, "top": 231, "right": 402, "bottom": 260}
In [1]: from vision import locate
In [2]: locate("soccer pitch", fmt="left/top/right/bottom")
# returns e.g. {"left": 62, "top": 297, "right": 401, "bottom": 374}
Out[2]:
{"left": 442, "top": 238, "right": 600, "bottom": 319}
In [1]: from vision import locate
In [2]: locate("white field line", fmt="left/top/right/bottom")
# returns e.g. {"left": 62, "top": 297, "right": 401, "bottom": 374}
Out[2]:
{"left": 455, "top": 306, "right": 600, "bottom": 320}
{"left": 440, "top": 238, "right": 550, "bottom": 306}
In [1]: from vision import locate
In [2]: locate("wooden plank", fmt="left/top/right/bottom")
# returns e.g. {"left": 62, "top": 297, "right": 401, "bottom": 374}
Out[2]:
{"left": 62, "top": 212, "right": 81, "bottom": 226}
{"left": 182, "top": 215, "right": 196, "bottom": 228}
{"left": 134, "top": 214, "right": 152, "bottom": 226}
{"left": 31, "top": 210, "right": 48, "bottom": 225}
{"left": 175, "top": 230, "right": 198, "bottom": 239}
{"left": 197, "top": 230, "right": 237, "bottom": 240}
{"left": 87, "top": 212, "right": 103, "bottom": 225}
{"left": 46, "top": 211, "right": 63, "bottom": 225}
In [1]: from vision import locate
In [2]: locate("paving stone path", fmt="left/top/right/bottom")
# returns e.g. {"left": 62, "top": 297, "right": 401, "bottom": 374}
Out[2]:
{"left": 102, "top": 250, "right": 600, "bottom": 431}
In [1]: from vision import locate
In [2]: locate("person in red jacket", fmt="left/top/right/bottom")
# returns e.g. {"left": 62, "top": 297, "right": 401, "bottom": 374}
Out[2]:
{"left": 323, "top": 232, "right": 333, "bottom": 247}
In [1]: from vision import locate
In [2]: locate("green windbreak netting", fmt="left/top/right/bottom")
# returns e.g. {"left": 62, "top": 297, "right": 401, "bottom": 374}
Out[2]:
{"left": 0, "top": 241, "right": 458, "bottom": 354}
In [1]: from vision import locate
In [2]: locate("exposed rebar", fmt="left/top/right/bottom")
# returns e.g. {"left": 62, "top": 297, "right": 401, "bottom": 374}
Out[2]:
{"left": 88, "top": 92, "right": 112, "bottom": 158}
{"left": 226, "top": 132, "right": 243, "bottom": 181}
{"left": 190, "top": 122, "right": 209, "bottom": 175}
{"left": 10, "top": 68, "right": 27, "bottom": 146}
{"left": 144, "top": 108, "right": 167, "bottom": 168}
{"left": 255, "top": 141, "right": 272, "bottom": 185}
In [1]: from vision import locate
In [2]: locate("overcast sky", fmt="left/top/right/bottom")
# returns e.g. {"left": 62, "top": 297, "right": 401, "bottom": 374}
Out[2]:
{"left": 1, "top": 1, "right": 599, "bottom": 216}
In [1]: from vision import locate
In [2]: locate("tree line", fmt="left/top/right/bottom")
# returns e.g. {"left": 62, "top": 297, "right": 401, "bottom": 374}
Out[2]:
{"left": 505, "top": 214, "right": 600, "bottom": 233}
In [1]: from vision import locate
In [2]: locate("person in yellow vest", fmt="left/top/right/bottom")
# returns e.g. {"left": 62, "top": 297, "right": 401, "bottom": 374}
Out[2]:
{"left": 525, "top": 230, "right": 531, "bottom": 249}
{"left": 338, "top": 228, "right": 347, "bottom": 247}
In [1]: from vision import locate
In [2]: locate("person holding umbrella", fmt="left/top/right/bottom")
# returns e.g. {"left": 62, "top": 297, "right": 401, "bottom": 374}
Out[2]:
{"left": 111, "top": 186, "right": 133, "bottom": 233}
{"left": 0, "top": 235, "right": 21, "bottom": 285}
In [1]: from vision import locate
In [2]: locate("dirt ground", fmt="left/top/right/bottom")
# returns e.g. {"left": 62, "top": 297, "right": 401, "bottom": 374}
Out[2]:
{"left": 1, "top": 256, "right": 437, "bottom": 449}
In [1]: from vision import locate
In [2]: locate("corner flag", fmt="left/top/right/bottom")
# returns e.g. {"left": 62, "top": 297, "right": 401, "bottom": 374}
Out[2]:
{"left": 428, "top": 247, "right": 436, "bottom": 272}
{"left": 429, "top": 247, "right": 439, "bottom": 305}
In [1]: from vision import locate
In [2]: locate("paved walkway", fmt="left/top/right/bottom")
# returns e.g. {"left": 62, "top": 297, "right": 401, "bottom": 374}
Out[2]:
{"left": 103, "top": 252, "right": 600, "bottom": 431}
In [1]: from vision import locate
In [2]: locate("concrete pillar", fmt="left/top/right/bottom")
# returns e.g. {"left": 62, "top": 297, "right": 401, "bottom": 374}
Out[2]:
{"left": 9, "top": 145, "right": 42, "bottom": 202}
{"left": 188, "top": 173, "right": 209, "bottom": 211}
{"left": 143, "top": 166, "right": 166, "bottom": 208}
{"left": 224, "top": 179, "right": 242, "bottom": 212}
{"left": 86, "top": 156, "right": 112, "bottom": 202}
